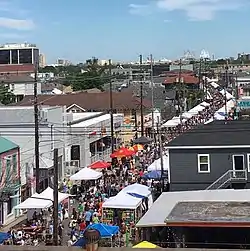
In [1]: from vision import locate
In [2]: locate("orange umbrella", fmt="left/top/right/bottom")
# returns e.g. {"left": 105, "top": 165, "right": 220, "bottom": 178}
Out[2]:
{"left": 133, "top": 144, "right": 144, "bottom": 152}
{"left": 110, "top": 147, "right": 135, "bottom": 158}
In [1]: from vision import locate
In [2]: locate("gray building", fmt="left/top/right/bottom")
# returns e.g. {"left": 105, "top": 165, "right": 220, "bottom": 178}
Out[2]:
{"left": 167, "top": 120, "right": 250, "bottom": 191}
{"left": 0, "top": 106, "right": 66, "bottom": 190}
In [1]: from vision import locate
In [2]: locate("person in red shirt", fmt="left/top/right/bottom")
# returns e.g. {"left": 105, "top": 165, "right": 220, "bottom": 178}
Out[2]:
{"left": 79, "top": 221, "right": 86, "bottom": 232}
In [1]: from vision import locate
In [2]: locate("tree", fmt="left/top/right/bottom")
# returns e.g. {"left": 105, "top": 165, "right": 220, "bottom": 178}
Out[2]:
{"left": 0, "top": 85, "right": 15, "bottom": 105}
{"left": 68, "top": 58, "right": 109, "bottom": 91}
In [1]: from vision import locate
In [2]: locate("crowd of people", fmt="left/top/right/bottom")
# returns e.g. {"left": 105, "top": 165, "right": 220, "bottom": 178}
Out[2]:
{"left": 163, "top": 86, "right": 234, "bottom": 143}
{"left": 2, "top": 80, "right": 232, "bottom": 248}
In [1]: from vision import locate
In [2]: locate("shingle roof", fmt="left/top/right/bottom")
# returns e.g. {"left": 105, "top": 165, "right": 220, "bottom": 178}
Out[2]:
{"left": 163, "top": 74, "right": 199, "bottom": 85}
{"left": 0, "top": 136, "right": 18, "bottom": 154}
{"left": 167, "top": 120, "right": 250, "bottom": 147}
{"left": 15, "top": 91, "right": 152, "bottom": 110}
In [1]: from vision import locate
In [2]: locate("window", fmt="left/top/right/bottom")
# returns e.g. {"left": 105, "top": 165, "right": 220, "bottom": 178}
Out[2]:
{"left": 0, "top": 50, "right": 10, "bottom": 64}
{"left": 6, "top": 157, "right": 11, "bottom": 178}
{"left": 247, "top": 154, "right": 250, "bottom": 172}
{"left": 198, "top": 154, "right": 210, "bottom": 173}
{"left": 12, "top": 154, "right": 17, "bottom": 174}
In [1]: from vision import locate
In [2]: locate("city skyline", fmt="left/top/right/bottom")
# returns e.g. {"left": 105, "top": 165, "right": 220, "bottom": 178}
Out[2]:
{"left": 0, "top": 0, "right": 249, "bottom": 63}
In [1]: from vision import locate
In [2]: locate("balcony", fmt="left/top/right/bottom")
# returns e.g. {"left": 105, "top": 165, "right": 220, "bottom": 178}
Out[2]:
{"left": 90, "top": 148, "right": 112, "bottom": 163}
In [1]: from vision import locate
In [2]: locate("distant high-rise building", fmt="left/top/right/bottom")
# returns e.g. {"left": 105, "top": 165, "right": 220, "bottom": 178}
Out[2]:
{"left": 39, "top": 53, "right": 46, "bottom": 68}
{"left": 0, "top": 42, "right": 39, "bottom": 74}
{"left": 57, "top": 59, "right": 71, "bottom": 66}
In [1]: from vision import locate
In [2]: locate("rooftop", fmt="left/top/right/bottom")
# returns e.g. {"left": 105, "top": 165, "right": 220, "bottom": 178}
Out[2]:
{"left": 71, "top": 113, "right": 122, "bottom": 128}
{"left": 136, "top": 189, "right": 250, "bottom": 228}
{"left": 167, "top": 120, "right": 250, "bottom": 148}
{"left": 166, "top": 201, "right": 250, "bottom": 224}
{"left": 0, "top": 136, "right": 18, "bottom": 154}
{"left": 163, "top": 74, "right": 199, "bottom": 85}
{"left": 15, "top": 91, "right": 152, "bottom": 111}
{"left": 72, "top": 112, "right": 103, "bottom": 121}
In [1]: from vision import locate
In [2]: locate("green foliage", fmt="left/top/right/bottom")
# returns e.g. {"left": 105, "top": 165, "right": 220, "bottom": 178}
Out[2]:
{"left": 67, "top": 58, "right": 109, "bottom": 91}
{"left": 0, "top": 85, "right": 15, "bottom": 105}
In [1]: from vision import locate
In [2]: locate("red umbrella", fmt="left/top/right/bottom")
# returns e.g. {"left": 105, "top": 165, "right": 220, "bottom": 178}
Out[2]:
{"left": 110, "top": 147, "right": 135, "bottom": 158}
{"left": 89, "top": 161, "right": 111, "bottom": 169}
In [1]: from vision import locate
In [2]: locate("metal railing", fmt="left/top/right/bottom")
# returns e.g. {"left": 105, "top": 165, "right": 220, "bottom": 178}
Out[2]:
{"left": 90, "top": 148, "right": 112, "bottom": 163}
{"left": 206, "top": 169, "right": 247, "bottom": 190}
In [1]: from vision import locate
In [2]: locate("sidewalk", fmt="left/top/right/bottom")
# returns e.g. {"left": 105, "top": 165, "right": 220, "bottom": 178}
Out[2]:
{"left": 1, "top": 214, "right": 27, "bottom": 232}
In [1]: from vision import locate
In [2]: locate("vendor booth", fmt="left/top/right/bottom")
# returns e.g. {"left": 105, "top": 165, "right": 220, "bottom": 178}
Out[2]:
{"left": 15, "top": 187, "right": 70, "bottom": 209}
{"left": 102, "top": 192, "right": 143, "bottom": 226}
{"left": 73, "top": 223, "right": 120, "bottom": 247}
{"left": 70, "top": 167, "right": 102, "bottom": 181}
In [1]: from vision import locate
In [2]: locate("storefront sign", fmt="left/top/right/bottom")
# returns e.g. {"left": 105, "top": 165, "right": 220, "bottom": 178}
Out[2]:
{"left": 238, "top": 100, "right": 250, "bottom": 109}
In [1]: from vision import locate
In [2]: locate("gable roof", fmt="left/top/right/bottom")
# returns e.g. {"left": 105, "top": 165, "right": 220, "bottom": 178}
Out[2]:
{"left": 0, "top": 137, "right": 19, "bottom": 154}
{"left": 167, "top": 120, "right": 250, "bottom": 149}
{"left": 15, "top": 91, "right": 152, "bottom": 110}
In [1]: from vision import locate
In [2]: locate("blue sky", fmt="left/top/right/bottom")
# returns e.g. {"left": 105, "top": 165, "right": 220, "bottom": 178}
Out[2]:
{"left": 0, "top": 0, "right": 249, "bottom": 63}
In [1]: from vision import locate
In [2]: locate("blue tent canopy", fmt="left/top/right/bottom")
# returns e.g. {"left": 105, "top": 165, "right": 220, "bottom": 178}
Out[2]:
{"left": 127, "top": 192, "right": 146, "bottom": 199}
{"left": 0, "top": 232, "right": 11, "bottom": 244}
{"left": 86, "top": 223, "right": 119, "bottom": 238}
{"left": 73, "top": 223, "right": 119, "bottom": 246}
{"left": 142, "top": 170, "right": 168, "bottom": 180}
{"left": 73, "top": 237, "right": 86, "bottom": 247}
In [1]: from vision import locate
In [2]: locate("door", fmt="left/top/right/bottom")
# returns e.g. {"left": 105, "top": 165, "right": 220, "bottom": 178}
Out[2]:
{"left": 232, "top": 155, "right": 245, "bottom": 178}
{"left": 233, "top": 155, "right": 245, "bottom": 170}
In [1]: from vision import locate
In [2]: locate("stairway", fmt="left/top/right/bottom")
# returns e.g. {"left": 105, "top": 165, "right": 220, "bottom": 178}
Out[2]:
{"left": 206, "top": 169, "right": 247, "bottom": 190}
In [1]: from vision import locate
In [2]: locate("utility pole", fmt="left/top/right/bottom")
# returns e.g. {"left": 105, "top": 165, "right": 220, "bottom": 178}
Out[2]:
{"left": 53, "top": 148, "right": 59, "bottom": 246}
{"left": 109, "top": 59, "right": 114, "bottom": 152}
{"left": 34, "top": 62, "right": 40, "bottom": 193}
{"left": 177, "top": 59, "right": 182, "bottom": 116}
{"left": 140, "top": 54, "right": 144, "bottom": 137}
{"left": 150, "top": 54, "right": 155, "bottom": 138}
{"left": 157, "top": 117, "right": 164, "bottom": 192}
{"left": 224, "top": 62, "right": 229, "bottom": 121}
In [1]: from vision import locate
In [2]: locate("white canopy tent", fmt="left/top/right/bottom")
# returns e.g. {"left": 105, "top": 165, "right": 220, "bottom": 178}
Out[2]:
{"left": 147, "top": 156, "right": 169, "bottom": 172}
{"left": 200, "top": 101, "right": 210, "bottom": 107}
{"left": 122, "top": 183, "right": 151, "bottom": 198}
{"left": 15, "top": 194, "right": 52, "bottom": 210}
{"left": 181, "top": 112, "right": 193, "bottom": 119}
{"left": 187, "top": 105, "right": 205, "bottom": 116}
{"left": 35, "top": 187, "right": 69, "bottom": 203}
{"left": 70, "top": 167, "right": 102, "bottom": 181}
{"left": 102, "top": 192, "right": 142, "bottom": 209}
{"left": 15, "top": 188, "right": 70, "bottom": 210}
{"left": 214, "top": 100, "right": 235, "bottom": 120}
{"left": 219, "top": 90, "right": 234, "bottom": 100}
{"left": 206, "top": 91, "right": 213, "bottom": 100}
{"left": 162, "top": 116, "right": 187, "bottom": 128}
{"left": 161, "top": 119, "right": 179, "bottom": 128}
{"left": 210, "top": 82, "right": 219, "bottom": 88}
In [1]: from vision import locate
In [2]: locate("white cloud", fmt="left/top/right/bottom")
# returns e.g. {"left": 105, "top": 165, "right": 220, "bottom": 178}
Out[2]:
{"left": 0, "top": 17, "right": 34, "bottom": 30}
{"left": 129, "top": 4, "right": 153, "bottom": 16}
{"left": 156, "top": 0, "right": 248, "bottom": 21}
